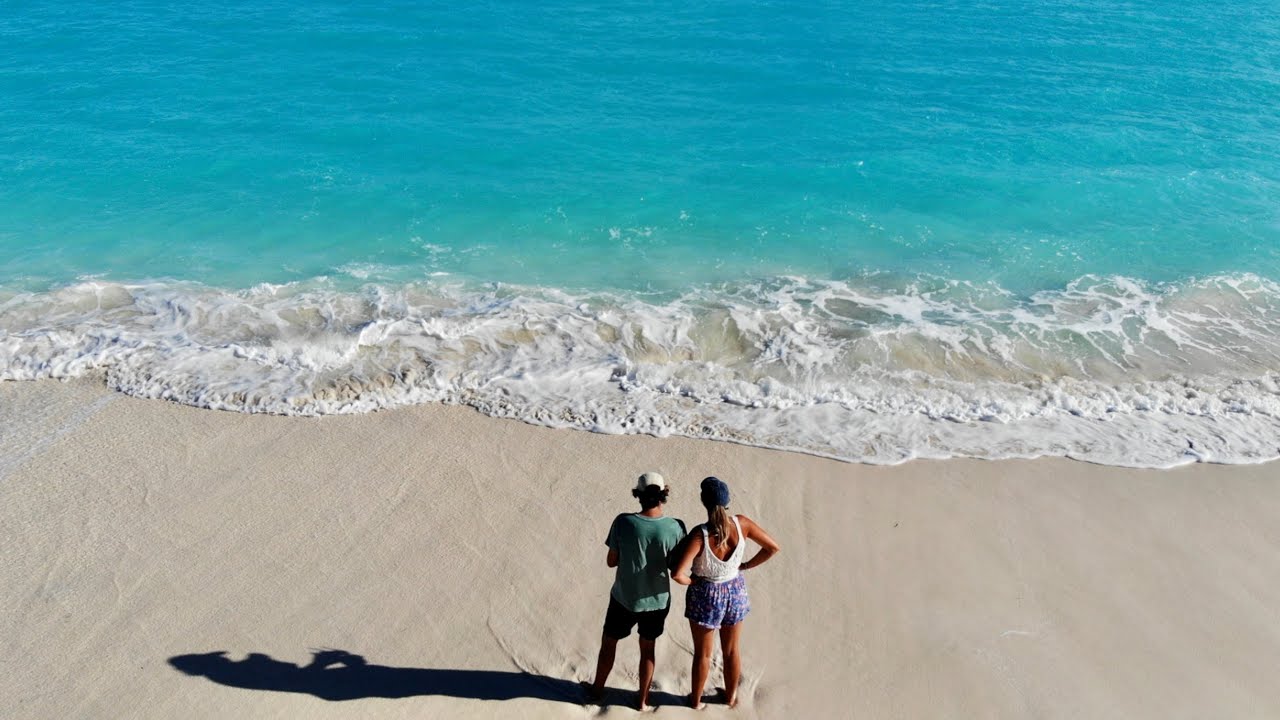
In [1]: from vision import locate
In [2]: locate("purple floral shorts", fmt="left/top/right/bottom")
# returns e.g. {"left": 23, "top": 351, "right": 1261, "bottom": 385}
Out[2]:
{"left": 685, "top": 574, "right": 750, "bottom": 629}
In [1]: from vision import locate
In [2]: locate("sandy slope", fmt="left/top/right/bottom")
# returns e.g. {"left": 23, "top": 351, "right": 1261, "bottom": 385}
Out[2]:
{"left": 2, "top": 378, "right": 1279, "bottom": 719}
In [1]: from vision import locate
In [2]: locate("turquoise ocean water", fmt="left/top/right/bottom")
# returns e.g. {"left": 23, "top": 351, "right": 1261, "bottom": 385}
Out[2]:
{"left": 3, "top": 1, "right": 1280, "bottom": 466}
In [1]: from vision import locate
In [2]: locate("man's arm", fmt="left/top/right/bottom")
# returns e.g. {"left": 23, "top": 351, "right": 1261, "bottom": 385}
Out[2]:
{"left": 605, "top": 515, "right": 621, "bottom": 567}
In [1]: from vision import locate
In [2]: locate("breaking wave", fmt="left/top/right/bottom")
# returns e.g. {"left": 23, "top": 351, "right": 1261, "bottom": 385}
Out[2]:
{"left": 3, "top": 273, "right": 1280, "bottom": 468}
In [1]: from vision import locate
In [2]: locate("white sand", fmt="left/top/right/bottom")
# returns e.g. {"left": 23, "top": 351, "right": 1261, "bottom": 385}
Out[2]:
{"left": 3, "top": 378, "right": 1280, "bottom": 719}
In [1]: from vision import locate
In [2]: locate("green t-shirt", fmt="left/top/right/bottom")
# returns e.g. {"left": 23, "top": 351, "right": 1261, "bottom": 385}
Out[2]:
{"left": 606, "top": 513, "right": 686, "bottom": 612}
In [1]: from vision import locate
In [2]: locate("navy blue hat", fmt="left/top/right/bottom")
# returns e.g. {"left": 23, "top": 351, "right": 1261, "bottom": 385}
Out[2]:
{"left": 700, "top": 476, "right": 730, "bottom": 508}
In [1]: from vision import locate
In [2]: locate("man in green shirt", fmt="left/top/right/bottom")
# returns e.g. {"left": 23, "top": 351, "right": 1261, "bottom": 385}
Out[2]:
{"left": 587, "top": 472, "right": 686, "bottom": 710}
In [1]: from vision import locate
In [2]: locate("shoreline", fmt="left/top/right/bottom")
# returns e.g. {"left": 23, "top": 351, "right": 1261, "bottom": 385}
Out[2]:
{"left": 5, "top": 273, "right": 1280, "bottom": 469}
{"left": 4, "top": 377, "right": 1280, "bottom": 718}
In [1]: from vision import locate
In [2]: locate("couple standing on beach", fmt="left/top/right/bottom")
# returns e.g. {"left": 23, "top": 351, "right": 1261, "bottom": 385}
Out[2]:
{"left": 589, "top": 472, "right": 781, "bottom": 710}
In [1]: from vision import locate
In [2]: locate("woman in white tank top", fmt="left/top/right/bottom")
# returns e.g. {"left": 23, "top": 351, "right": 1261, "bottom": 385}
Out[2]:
{"left": 671, "top": 477, "right": 781, "bottom": 710}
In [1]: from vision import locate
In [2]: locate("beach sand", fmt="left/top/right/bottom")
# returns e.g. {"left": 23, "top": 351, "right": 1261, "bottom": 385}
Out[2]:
{"left": 3, "top": 377, "right": 1279, "bottom": 719}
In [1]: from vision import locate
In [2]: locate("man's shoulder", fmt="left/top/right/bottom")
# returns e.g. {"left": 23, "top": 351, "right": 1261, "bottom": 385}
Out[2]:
{"left": 661, "top": 516, "right": 688, "bottom": 538}
{"left": 608, "top": 512, "right": 634, "bottom": 534}
{"left": 649, "top": 514, "right": 685, "bottom": 530}
{"left": 614, "top": 513, "right": 685, "bottom": 533}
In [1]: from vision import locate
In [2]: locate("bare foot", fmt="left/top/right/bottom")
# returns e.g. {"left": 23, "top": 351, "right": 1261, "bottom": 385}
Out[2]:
{"left": 580, "top": 681, "right": 604, "bottom": 704}
{"left": 712, "top": 687, "right": 739, "bottom": 708}
{"left": 689, "top": 693, "right": 705, "bottom": 710}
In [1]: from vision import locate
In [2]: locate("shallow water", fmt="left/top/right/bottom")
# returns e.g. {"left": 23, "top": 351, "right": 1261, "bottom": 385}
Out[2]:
{"left": 3, "top": 1, "right": 1279, "bottom": 466}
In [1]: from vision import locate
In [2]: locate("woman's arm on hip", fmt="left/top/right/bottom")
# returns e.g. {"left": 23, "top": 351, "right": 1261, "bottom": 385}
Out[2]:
{"left": 737, "top": 515, "right": 780, "bottom": 571}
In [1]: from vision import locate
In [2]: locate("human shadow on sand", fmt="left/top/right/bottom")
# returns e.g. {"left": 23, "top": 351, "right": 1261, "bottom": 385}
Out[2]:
{"left": 168, "top": 648, "right": 685, "bottom": 707}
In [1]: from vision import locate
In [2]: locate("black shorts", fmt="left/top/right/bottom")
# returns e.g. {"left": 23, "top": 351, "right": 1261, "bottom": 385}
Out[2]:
{"left": 603, "top": 595, "right": 670, "bottom": 640}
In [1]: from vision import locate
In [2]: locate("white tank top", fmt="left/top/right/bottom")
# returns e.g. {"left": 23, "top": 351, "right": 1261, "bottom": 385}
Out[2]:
{"left": 691, "top": 516, "right": 745, "bottom": 583}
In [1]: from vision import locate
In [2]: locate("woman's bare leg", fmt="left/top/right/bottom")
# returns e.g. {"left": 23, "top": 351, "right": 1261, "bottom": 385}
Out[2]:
{"left": 688, "top": 621, "right": 716, "bottom": 709}
{"left": 718, "top": 622, "right": 743, "bottom": 707}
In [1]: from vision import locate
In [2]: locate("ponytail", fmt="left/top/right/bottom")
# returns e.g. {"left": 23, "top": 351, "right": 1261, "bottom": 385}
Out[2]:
{"left": 699, "top": 476, "right": 735, "bottom": 551}
{"left": 708, "top": 504, "right": 734, "bottom": 552}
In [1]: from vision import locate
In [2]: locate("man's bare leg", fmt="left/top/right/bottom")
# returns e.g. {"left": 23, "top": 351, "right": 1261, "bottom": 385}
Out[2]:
{"left": 638, "top": 637, "right": 657, "bottom": 710}
{"left": 589, "top": 633, "right": 618, "bottom": 702}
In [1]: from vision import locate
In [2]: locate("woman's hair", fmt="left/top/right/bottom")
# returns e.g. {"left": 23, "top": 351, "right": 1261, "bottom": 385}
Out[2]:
{"left": 700, "top": 478, "right": 734, "bottom": 551}
{"left": 706, "top": 503, "right": 733, "bottom": 552}
{"left": 632, "top": 485, "right": 670, "bottom": 509}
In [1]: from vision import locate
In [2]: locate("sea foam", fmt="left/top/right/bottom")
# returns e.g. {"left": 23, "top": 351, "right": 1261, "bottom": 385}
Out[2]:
{"left": 3, "top": 273, "right": 1279, "bottom": 468}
